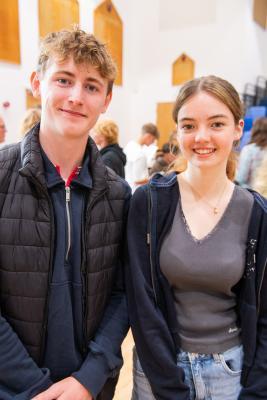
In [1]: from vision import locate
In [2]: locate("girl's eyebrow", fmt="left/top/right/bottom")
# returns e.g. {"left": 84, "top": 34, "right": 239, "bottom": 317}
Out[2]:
{"left": 178, "top": 117, "right": 195, "bottom": 122}
{"left": 178, "top": 114, "right": 228, "bottom": 123}
{"left": 207, "top": 114, "right": 228, "bottom": 120}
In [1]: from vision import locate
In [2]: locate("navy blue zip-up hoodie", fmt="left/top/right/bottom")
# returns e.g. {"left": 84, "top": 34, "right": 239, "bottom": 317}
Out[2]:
{"left": 126, "top": 172, "right": 267, "bottom": 400}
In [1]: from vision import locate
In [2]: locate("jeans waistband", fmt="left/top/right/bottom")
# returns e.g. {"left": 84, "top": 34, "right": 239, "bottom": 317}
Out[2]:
{"left": 178, "top": 344, "right": 243, "bottom": 363}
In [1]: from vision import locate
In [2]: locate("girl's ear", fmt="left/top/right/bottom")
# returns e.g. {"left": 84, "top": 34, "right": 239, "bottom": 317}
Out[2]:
{"left": 234, "top": 119, "right": 244, "bottom": 141}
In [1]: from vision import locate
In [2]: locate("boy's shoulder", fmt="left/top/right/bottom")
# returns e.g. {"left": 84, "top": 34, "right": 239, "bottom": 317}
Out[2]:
{"left": 105, "top": 166, "right": 131, "bottom": 199}
{"left": 104, "top": 169, "right": 131, "bottom": 218}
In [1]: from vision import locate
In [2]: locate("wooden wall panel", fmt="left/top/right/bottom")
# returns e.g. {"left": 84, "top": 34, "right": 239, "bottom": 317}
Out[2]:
{"left": 94, "top": 1, "right": 123, "bottom": 86}
{"left": 0, "top": 0, "right": 20, "bottom": 64}
{"left": 172, "top": 53, "right": 195, "bottom": 86}
{"left": 39, "top": 0, "right": 79, "bottom": 38}
{"left": 26, "top": 89, "right": 41, "bottom": 109}
{"left": 253, "top": 0, "right": 267, "bottom": 29}
{"left": 156, "top": 102, "right": 176, "bottom": 148}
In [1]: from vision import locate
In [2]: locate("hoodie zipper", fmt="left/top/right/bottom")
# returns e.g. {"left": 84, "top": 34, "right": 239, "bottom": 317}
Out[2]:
{"left": 246, "top": 238, "right": 267, "bottom": 316}
{"left": 64, "top": 166, "right": 80, "bottom": 263}
{"left": 65, "top": 185, "right": 71, "bottom": 261}
{"left": 147, "top": 186, "right": 158, "bottom": 305}
{"left": 257, "top": 255, "right": 267, "bottom": 315}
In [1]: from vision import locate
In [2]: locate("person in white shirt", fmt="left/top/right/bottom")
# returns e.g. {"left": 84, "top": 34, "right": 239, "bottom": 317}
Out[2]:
{"left": 124, "top": 123, "right": 159, "bottom": 191}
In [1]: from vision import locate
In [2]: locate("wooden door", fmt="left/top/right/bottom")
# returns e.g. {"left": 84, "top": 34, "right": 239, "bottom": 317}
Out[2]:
{"left": 253, "top": 0, "right": 267, "bottom": 29}
{"left": 94, "top": 1, "right": 123, "bottom": 85}
{"left": 0, "top": 0, "right": 20, "bottom": 63}
{"left": 26, "top": 89, "right": 41, "bottom": 109}
{"left": 172, "top": 53, "right": 195, "bottom": 85}
{"left": 39, "top": 0, "right": 79, "bottom": 38}
{"left": 156, "top": 102, "right": 176, "bottom": 148}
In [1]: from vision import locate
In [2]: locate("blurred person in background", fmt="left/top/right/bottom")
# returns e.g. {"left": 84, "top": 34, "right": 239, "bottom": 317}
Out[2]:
{"left": 20, "top": 107, "right": 41, "bottom": 136}
{"left": 236, "top": 117, "right": 267, "bottom": 188}
{"left": 0, "top": 114, "right": 7, "bottom": 143}
{"left": 92, "top": 119, "right": 126, "bottom": 178}
{"left": 149, "top": 142, "right": 179, "bottom": 176}
{"left": 253, "top": 152, "right": 267, "bottom": 198}
{"left": 124, "top": 123, "right": 159, "bottom": 191}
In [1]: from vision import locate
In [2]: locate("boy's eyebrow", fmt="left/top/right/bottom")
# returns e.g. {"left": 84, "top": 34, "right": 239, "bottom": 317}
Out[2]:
{"left": 85, "top": 77, "right": 105, "bottom": 87}
{"left": 54, "top": 70, "right": 75, "bottom": 77}
{"left": 54, "top": 70, "right": 104, "bottom": 86}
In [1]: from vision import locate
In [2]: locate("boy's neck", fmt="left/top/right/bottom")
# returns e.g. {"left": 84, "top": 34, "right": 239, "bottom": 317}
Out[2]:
{"left": 39, "top": 131, "right": 88, "bottom": 181}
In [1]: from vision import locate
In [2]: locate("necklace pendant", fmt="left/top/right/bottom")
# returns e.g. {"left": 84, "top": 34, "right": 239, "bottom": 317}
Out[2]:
{"left": 214, "top": 207, "right": 219, "bottom": 214}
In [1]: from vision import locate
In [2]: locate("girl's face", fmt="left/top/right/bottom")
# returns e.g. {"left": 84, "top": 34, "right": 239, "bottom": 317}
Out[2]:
{"left": 176, "top": 91, "right": 243, "bottom": 172}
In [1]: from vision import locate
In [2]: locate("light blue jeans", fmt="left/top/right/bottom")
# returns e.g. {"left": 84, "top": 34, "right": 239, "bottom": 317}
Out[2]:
{"left": 132, "top": 345, "right": 243, "bottom": 400}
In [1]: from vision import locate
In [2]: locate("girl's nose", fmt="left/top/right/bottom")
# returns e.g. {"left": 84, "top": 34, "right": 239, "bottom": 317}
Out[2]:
{"left": 195, "top": 129, "right": 210, "bottom": 142}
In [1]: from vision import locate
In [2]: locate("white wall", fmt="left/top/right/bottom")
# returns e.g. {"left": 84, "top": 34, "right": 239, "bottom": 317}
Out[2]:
{"left": 0, "top": 0, "right": 39, "bottom": 143}
{"left": 128, "top": 0, "right": 267, "bottom": 142}
{"left": 0, "top": 0, "right": 266, "bottom": 145}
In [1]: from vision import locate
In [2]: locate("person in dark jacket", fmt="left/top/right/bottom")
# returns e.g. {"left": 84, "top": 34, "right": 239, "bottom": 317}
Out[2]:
{"left": 92, "top": 119, "right": 126, "bottom": 178}
{"left": 0, "top": 27, "right": 131, "bottom": 400}
{"left": 126, "top": 76, "right": 267, "bottom": 399}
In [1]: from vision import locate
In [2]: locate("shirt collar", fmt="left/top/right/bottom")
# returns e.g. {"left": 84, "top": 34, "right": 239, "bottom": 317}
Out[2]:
{"left": 41, "top": 147, "right": 92, "bottom": 190}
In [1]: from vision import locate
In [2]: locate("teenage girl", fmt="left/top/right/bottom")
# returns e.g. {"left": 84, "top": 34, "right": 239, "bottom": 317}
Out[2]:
{"left": 126, "top": 76, "right": 267, "bottom": 400}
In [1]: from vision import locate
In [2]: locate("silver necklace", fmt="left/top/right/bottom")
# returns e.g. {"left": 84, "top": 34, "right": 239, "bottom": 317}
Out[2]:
{"left": 184, "top": 179, "right": 229, "bottom": 215}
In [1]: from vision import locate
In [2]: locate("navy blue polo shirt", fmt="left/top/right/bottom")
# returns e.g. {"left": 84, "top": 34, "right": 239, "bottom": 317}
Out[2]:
{"left": 42, "top": 150, "right": 92, "bottom": 381}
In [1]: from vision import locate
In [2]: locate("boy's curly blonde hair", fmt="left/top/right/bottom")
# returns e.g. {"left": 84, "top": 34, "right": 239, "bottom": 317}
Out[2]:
{"left": 38, "top": 26, "right": 117, "bottom": 94}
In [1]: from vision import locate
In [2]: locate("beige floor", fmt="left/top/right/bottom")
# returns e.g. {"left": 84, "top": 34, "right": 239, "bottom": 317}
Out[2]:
{"left": 114, "top": 331, "right": 134, "bottom": 400}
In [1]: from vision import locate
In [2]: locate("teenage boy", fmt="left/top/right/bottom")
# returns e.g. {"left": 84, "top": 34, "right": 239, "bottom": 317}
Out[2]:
{"left": 0, "top": 28, "right": 131, "bottom": 400}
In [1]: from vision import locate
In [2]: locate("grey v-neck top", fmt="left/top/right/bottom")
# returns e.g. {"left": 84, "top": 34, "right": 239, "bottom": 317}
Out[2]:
{"left": 160, "top": 185, "right": 254, "bottom": 353}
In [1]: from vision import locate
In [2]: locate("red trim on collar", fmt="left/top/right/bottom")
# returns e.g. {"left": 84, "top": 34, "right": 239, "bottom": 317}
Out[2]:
{"left": 55, "top": 165, "right": 80, "bottom": 187}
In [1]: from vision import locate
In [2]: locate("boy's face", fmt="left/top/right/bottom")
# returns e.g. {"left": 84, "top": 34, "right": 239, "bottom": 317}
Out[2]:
{"left": 31, "top": 56, "right": 112, "bottom": 141}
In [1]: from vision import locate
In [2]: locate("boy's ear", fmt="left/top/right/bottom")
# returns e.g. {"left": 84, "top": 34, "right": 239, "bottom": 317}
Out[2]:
{"left": 101, "top": 92, "right": 112, "bottom": 114}
{"left": 30, "top": 71, "right": 41, "bottom": 99}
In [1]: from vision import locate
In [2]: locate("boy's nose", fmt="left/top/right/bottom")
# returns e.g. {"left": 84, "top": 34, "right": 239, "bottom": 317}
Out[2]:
{"left": 68, "top": 85, "right": 83, "bottom": 105}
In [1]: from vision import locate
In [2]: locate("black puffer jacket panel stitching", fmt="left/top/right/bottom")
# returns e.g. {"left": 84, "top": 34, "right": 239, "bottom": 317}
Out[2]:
{"left": 0, "top": 125, "right": 130, "bottom": 366}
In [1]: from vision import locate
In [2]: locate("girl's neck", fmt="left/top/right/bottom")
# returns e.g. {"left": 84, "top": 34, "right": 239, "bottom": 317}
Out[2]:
{"left": 180, "top": 165, "right": 231, "bottom": 197}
